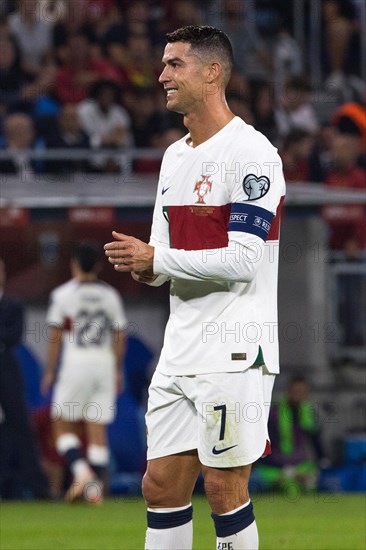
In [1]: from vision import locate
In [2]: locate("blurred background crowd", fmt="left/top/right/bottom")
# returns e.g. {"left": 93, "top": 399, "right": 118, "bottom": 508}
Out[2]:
{"left": 0, "top": 0, "right": 365, "bottom": 500}
{"left": 0, "top": 0, "right": 365, "bottom": 253}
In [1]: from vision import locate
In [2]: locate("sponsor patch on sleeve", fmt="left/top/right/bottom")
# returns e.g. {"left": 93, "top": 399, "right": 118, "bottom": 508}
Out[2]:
{"left": 229, "top": 203, "right": 274, "bottom": 241}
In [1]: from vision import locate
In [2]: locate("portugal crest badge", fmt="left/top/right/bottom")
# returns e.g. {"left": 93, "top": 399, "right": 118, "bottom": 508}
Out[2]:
{"left": 194, "top": 175, "right": 212, "bottom": 204}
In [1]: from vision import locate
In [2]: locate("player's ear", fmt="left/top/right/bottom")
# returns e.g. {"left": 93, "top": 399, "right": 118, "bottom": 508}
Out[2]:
{"left": 207, "top": 62, "right": 221, "bottom": 83}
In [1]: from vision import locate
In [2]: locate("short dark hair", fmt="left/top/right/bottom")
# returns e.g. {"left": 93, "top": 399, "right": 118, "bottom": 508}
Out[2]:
{"left": 166, "top": 25, "right": 234, "bottom": 85}
{"left": 72, "top": 242, "right": 100, "bottom": 273}
{"left": 337, "top": 116, "right": 362, "bottom": 137}
{"left": 89, "top": 79, "right": 121, "bottom": 102}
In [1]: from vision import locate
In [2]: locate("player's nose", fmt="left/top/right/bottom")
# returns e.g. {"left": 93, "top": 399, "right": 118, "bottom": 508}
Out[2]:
{"left": 158, "top": 66, "right": 170, "bottom": 84}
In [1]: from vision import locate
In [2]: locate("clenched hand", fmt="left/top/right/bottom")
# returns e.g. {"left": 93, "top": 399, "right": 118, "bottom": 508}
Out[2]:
{"left": 104, "top": 231, "right": 155, "bottom": 273}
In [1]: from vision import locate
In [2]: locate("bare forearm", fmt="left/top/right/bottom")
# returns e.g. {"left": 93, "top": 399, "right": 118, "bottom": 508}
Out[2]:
{"left": 45, "top": 327, "right": 62, "bottom": 373}
{"left": 104, "top": 231, "right": 264, "bottom": 283}
{"left": 41, "top": 327, "right": 62, "bottom": 395}
{"left": 112, "top": 330, "right": 125, "bottom": 371}
{"left": 153, "top": 237, "right": 264, "bottom": 283}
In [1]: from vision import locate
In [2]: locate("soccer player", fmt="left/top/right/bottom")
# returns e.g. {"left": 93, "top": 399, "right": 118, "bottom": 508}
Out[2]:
{"left": 104, "top": 25, "right": 285, "bottom": 549}
{"left": 41, "top": 242, "right": 127, "bottom": 503}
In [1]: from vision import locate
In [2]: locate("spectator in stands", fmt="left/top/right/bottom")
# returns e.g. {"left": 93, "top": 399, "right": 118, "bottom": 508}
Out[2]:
{"left": 7, "top": 0, "right": 56, "bottom": 106}
{"left": 333, "top": 100, "right": 366, "bottom": 156}
{"left": 124, "top": 87, "right": 158, "bottom": 147}
{"left": 139, "top": 93, "right": 185, "bottom": 141}
{"left": 78, "top": 79, "right": 131, "bottom": 172}
{"left": 152, "top": 126, "right": 185, "bottom": 150}
{"left": 0, "top": 16, "right": 11, "bottom": 41}
{"left": 227, "top": 92, "right": 255, "bottom": 126}
{"left": 102, "top": 1, "right": 164, "bottom": 78}
{"left": 225, "top": 69, "right": 250, "bottom": 102}
{"left": 51, "top": 1, "right": 118, "bottom": 57}
{"left": 112, "top": 32, "right": 159, "bottom": 92}
{"left": 0, "top": 258, "right": 49, "bottom": 499}
{"left": 272, "top": 22, "right": 304, "bottom": 88}
{"left": 38, "top": 0, "right": 68, "bottom": 23}
{"left": 250, "top": 80, "right": 278, "bottom": 145}
{"left": 54, "top": 31, "right": 121, "bottom": 104}
{"left": 4, "top": 1, "right": 56, "bottom": 106}
{"left": 323, "top": 131, "right": 366, "bottom": 252}
{"left": 275, "top": 76, "right": 319, "bottom": 139}
{"left": 255, "top": 376, "right": 328, "bottom": 493}
{"left": 47, "top": 103, "right": 88, "bottom": 148}
{"left": 207, "top": 0, "right": 272, "bottom": 80}
{"left": 0, "top": 1, "right": 16, "bottom": 19}
{"left": 326, "top": 132, "right": 365, "bottom": 190}
{"left": 167, "top": 0, "right": 203, "bottom": 29}
{"left": 45, "top": 103, "right": 91, "bottom": 175}
{"left": 52, "top": 1, "right": 94, "bottom": 66}
{"left": 78, "top": 79, "right": 131, "bottom": 147}
{"left": 0, "top": 113, "right": 43, "bottom": 178}
{"left": 256, "top": 1, "right": 304, "bottom": 82}
{"left": 134, "top": 125, "right": 185, "bottom": 174}
{"left": 322, "top": 0, "right": 360, "bottom": 89}
{"left": 255, "top": 0, "right": 297, "bottom": 41}
{"left": 83, "top": 0, "right": 118, "bottom": 39}
{"left": 8, "top": 0, "right": 54, "bottom": 78}
{"left": 0, "top": 35, "right": 29, "bottom": 113}
{"left": 308, "top": 122, "right": 336, "bottom": 182}
{"left": 280, "top": 129, "right": 315, "bottom": 183}
{"left": 124, "top": 0, "right": 153, "bottom": 37}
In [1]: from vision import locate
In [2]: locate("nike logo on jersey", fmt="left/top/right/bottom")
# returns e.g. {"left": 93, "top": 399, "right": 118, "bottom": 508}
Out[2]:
{"left": 212, "top": 444, "right": 238, "bottom": 455}
{"left": 161, "top": 186, "right": 171, "bottom": 195}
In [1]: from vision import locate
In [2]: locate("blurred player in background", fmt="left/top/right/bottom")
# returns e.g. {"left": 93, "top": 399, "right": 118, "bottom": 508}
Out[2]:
{"left": 41, "top": 242, "right": 127, "bottom": 503}
{"left": 105, "top": 26, "right": 285, "bottom": 549}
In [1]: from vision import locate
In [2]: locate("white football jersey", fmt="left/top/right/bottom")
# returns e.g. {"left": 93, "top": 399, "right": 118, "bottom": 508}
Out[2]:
{"left": 46, "top": 279, "right": 127, "bottom": 367}
{"left": 150, "top": 116, "right": 286, "bottom": 375}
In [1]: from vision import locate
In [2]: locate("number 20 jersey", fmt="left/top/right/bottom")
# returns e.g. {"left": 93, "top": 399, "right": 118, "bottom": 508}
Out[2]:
{"left": 46, "top": 279, "right": 127, "bottom": 367}
{"left": 150, "top": 116, "right": 286, "bottom": 376}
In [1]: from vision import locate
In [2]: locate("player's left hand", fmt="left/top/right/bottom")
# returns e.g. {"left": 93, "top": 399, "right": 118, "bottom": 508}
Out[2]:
{"left": 104, "top": 231, "right": 154, "bottom": 272}
{"left": 131, "top": 268, "right": 158, "bottom": 284}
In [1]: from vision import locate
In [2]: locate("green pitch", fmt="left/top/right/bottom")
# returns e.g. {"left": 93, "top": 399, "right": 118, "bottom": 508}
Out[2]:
{"left": 0, "top": 493, "right": 364, "bottom": 549}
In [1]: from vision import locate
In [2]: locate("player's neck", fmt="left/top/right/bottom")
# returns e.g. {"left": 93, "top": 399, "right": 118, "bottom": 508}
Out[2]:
{"left": 183, "top": 105, "right": 235, "bottom": 148}
{"left": 74, "top": 273, "right": 98, "bottom": 283}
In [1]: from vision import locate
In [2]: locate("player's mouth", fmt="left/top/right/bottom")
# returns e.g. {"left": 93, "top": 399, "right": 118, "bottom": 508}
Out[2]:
{"left": 166, "top": 88, "right": 178, "bottom": 98}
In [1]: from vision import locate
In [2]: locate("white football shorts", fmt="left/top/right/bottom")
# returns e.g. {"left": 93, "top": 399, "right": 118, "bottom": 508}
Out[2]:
{"left": 146, "top": 366, "right": 275, "bottom": 467}
{"left": 51, "top": 360, "right": 116, "bottom": 424}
